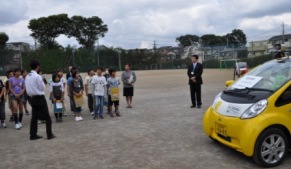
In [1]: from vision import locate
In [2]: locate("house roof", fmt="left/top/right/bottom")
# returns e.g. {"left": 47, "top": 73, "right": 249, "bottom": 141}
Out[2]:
{"left": 158, "top": 46, "right": 172, "bottom": 50}
{"left": 269, "top": 34, "right": 291, "bottom": 41}
{"left": 6, "top": 42, "right": 30, "bottom": 45}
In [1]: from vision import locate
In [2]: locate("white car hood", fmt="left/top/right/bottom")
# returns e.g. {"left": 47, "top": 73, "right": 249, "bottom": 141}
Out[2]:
{"left": 212, "top": 97, "right": 253, "bottom": 117}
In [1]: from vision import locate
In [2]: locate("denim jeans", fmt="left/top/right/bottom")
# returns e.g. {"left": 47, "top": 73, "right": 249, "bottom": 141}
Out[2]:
{"left": 95, "top": 96, "right": 104, "bottom": 116}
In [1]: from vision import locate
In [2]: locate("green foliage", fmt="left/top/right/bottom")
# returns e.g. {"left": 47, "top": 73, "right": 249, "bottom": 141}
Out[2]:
{"left": 176, "top": 34, "right": 200, "bottom": 47}
{"left": 28, "top": 14, "right": 71, "bottom": 49}
{"left": 69, "top": 16, "right": 108, "bottom": 49}
{"left": 178, "top": 29, "right": 247, "bottom": 48}
{"left": 201, "top": 34, "right": 223, "bottom": 46}
{"left": 223, "top": 29, "right": 247, "bottom": 47}
{"left": 203, "top": 54, "right": 273, "bottom": 69}
{"left": 0, "top": 32, "right": 9, "bottom": 49}
{"left": 28, "top": 14, "right": 108, "bottom": 50}
{"left": 0, "top": 49, "right": 15, "bottom": 75}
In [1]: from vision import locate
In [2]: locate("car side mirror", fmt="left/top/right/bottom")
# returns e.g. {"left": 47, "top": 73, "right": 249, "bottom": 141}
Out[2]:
{"left": 225, "top": 80, "right": 234, "bottom": 87}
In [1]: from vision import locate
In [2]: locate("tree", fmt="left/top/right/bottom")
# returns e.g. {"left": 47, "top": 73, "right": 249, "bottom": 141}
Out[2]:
{"left": 176, "top": 34, "right": 200, "bottom": 47}
{"left": 0, "top": 32, "right": 9, "bottom": 49}
{"left": 69, "top": 16, "right": 108, "bottom": 49}
{"left": 200, "top": 34, "right": 223, "bottom": 47}
{"left": 223, "top": 29, "right": 247, "bottom": 47}
{"left": 28, "top": 14, "right": 71, "bottom": 49}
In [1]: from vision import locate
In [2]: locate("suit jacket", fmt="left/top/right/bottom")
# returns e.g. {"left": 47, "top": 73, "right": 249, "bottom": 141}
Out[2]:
{"left": 187, "top": 62, "right": 203, "bottom": 85}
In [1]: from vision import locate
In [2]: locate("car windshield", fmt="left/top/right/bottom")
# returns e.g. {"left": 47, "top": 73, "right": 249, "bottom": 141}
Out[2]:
{"left": 237, "top": 62, "right": 247, "bottom": 68}
{"left": 229, "top": 58, "right": 291, "bottom": 91}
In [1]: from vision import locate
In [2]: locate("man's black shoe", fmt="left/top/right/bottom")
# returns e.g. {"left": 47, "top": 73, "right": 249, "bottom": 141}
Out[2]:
{"left": 190, "top": 105, "right": 196, "bottom": 108}
{"left": 30, "top": 135, "right": 43, "bottom": 140}
{"left": 47, "top": 135, "right": 56, "bottom": 140}
{"left": 198, "top": 106, "right": 202, "bottom": 109}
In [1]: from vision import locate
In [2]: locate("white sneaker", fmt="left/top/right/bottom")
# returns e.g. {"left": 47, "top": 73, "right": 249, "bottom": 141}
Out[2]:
{"left": 75, "top": 116, "right": 79, "bottom": 122}
{"left": 79, "top": 116, "right": 83, "bottom": 121}
{"left": 1, "top": 123, "right": 7, "bottom": 128}
{"left": 18, "top": 123, "right": 22, "bottom": 128}
{"left": 90, "top": 112, "right": 94, "bottom": 115}
{"left": 15, "top": 123, "right": 20, "bottom": 130}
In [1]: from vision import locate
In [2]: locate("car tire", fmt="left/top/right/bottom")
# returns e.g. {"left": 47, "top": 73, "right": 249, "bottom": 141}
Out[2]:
{"left": 253, "top": 128, "right": 289, "bottom": 168}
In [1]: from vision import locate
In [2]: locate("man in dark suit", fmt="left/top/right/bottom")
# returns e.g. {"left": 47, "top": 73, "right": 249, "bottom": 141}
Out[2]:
{"left": 187, "top": 55, "right": 203, "bottom": 108}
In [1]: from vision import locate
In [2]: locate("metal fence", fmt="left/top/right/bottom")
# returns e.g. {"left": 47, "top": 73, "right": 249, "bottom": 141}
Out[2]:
{"left": 0, "top": 49, "right": 21, "bottom": 76}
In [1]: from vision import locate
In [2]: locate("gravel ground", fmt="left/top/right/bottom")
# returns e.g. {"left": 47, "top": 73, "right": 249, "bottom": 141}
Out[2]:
{"left": 0, "top": 69, "right": 290, "bottom": 169}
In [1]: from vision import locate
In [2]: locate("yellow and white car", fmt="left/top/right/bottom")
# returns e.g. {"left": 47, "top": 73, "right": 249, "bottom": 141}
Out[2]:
{"left": 203, "top": 57, "right": 291, "bottom": 167}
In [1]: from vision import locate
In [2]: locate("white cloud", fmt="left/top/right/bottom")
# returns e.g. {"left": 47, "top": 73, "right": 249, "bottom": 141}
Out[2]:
{"left": 240, "top": 13, "right": 291, "bottom": 31}
{"left": 0, "top": 0, "right": 28, "bottom": 25}
{"left": 1, "top": 0, "right": 291, "bottom": 48}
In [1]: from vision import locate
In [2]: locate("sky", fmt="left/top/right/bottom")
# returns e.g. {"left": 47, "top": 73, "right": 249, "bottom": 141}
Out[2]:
{"left": 1, "top": 0, "right": 291, "bottom": 49}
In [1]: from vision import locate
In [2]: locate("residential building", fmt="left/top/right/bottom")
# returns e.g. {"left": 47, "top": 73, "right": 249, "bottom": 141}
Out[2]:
{"left": 5, "top": 42, "right": 30, "bottom": 69}
{"left": 159, "top": 46, "right": 183, "bottom": 62}
{"left": 247, "top": 40, "right": 269, "bottom": 57}
{"left": 6, "top": 42, "right": 30, "bottom": 52}
{"left": 268, "top": 34, "right": 291, "bottom": 51}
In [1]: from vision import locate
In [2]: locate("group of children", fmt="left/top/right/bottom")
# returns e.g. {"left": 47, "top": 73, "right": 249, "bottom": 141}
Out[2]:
{"left": 0, "top": 69, "right": 30, "bottom": 129}
{"left": 49, "top": 66, "right": 121, "bottom": 122}
{"left": 0, "top": 66, "right": 122, "bottom": 129}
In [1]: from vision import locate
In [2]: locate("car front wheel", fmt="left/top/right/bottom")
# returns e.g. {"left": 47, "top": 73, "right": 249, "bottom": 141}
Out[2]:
{"left": 253, "top": 128, "right": 289, "bottom": 168}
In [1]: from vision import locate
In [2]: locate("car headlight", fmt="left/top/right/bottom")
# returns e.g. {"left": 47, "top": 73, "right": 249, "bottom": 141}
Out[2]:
{"left": 241, "top": 99, "right": 268, "bottom": 119}
{"left": 212, "top": 92, "right": 222, "bottom": 109}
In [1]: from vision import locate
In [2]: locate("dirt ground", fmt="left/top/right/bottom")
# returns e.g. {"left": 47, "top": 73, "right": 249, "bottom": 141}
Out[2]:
{"left": 0, "top": 69, "right": 290, "bottom": 169}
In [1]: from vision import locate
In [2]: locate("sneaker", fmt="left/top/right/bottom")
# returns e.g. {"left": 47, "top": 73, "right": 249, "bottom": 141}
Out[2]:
{"left": 109, "top": 112, "right": 114, "bottom": 118}
{"left": 115, "top": 110, "right": 121, "bottom": 117}
{"left": 99, "top": 115, "right": 104, "bottom": 119}
{"left": 15, "top": 123, "right": 20, "bottom": 130}
{"left": 90, "top": 112, "right": 94, "bottom": 116}
{"left": 79, "top": 116, "right": 83, "bottom": 121}
{"left": 64, "top": 113, "right": 68, "bottom": 117}
{"left": 18, "top": 123, "right": 22, "bottom": 128}
{"left": 75, "top": 116, "right": 79, "bottom": 122}
{"left": 25, "top": 110, "right": 30, "bottom": 115}
{"left": 1, "top": 123, "right": 7, "bottom": 128}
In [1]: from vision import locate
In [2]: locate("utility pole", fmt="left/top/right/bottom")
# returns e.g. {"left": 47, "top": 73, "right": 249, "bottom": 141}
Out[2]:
{"left": 97, "top": 39, "right": 100, "bottom": 66}
{"left": 115, "top": 48, "right": 122, "bottom": 71}
{"left": 251, "top": 41, "right": 254, "bottom": 56}
{"left": 282, "top": 22, "right": 287, "bottom": 44}
{"left": 118, "top": 49, "right": 121, "bottom": 71}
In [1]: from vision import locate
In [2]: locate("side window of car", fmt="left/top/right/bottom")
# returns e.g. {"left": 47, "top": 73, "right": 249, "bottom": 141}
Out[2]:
{"left": 275, "top": 85, "right": 291, "bottom": 107}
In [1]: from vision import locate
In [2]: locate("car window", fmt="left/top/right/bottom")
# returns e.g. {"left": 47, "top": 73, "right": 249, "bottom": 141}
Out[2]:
{"left": 237, "top": 62, "right": 247, "bottom": 68}
{"left": 275, "top": 85, "right": 291, "bottom": 107}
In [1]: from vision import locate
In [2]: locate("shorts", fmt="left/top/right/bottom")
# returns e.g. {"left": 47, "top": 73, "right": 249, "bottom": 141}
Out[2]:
{"left": 123, "top": 87, "right": 134, "bottom": 97}
{"left": 23, "top": 92, "right": 28, "bottom": 103}
{"left": 108, "top": 95, "right": 119, "bottom": 106}
{"left": 10, "top": 94, "right": 25, "bottom": 102}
